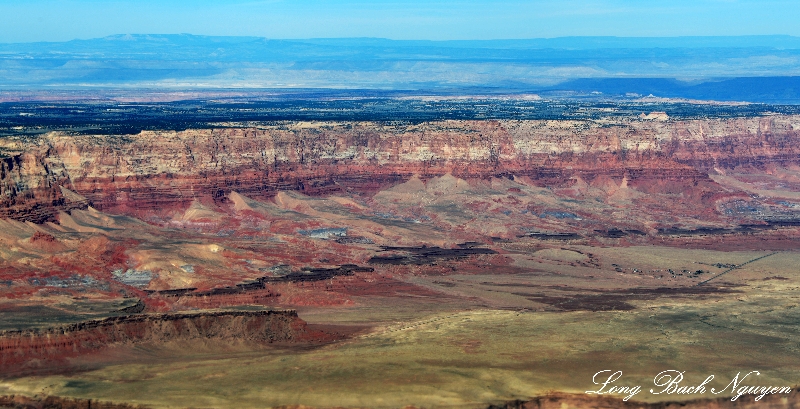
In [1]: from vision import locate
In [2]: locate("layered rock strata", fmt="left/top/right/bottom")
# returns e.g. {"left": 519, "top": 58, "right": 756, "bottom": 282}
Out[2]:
{"left": 1, "top": 117, "right": 798, "bottom": 222}
{"left": 0, "top": 309, "right": 324, "bottom": 369}
{"left": 489, "top": 390, "right": 800, "bottom": 409}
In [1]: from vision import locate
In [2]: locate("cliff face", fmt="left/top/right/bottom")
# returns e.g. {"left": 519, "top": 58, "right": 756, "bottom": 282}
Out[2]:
{"left": 488, "top": 390, "right": 800, "bottom": 409}
{"left": 0, "top": 395, "right": 147, "bottom": 409}
{"left": 0, "top": 310, "right": 325, "bottom": 370}
{"left": 0, "top": 145, "right": 85, "bottom": 222}
{"left": 1, "top": 116, "right": 799, "bottom": 222}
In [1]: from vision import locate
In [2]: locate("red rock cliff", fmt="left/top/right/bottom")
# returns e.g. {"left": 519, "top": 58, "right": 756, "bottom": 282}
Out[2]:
{"left": 0, "top": 309, "right": 319, "bottom": 371}
{"left": 1, "top": 117, "right": 799, "bottom": 221}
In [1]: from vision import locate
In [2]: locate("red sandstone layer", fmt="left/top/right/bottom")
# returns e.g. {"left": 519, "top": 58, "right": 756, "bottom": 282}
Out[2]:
{"left": 0, "top": 394, "right": 147, "bottom": 409}
{"left": 0, "top": 309, "right": 336, "bottom": 371}
{"left": 490, "top": 389, "right": 800, "bottom": 409}
{"left": 1, "top": 117, "right": 798, "bottom": 222}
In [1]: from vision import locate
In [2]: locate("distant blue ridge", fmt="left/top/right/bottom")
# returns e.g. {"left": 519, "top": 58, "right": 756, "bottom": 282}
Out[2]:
{"left": 2, "top": 35, "right": 800, "bottom": 103}
{"left": 542, "top": 77, "right": 800, "bottom": 103}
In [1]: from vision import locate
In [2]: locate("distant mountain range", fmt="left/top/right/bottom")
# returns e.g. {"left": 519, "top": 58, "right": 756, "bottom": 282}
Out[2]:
{"left": 1, "top": 35, "right": 800, "bottom": 102}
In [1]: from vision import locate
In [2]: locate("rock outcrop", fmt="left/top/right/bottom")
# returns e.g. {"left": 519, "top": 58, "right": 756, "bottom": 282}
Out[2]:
{"left": 489, "top": 390, "right": 800, "bottom": 409}
{"left": 0, "top": 309, "right": 332, "bottom": 370}
{"left": 1, "top": 117, "right": 799, "bottom": 222}
{"left": 0, "top": 395, "right": 147, "bottom": 409}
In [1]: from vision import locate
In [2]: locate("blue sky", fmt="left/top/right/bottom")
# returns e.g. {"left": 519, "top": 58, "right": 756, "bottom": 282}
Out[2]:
{"left": 1, "top": 0, "right": 799, "bottom": 43}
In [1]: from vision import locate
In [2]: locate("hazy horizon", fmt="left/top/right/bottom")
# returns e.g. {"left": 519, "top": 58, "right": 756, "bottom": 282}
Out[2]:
{"left": 2, "top": 34, "right": 800, "bottom": 101}
{"left": 3, "top": 33, "right": 800, "bottom": 45}
{"left": 2, "top": 0, "right": 799, "bottom": 43}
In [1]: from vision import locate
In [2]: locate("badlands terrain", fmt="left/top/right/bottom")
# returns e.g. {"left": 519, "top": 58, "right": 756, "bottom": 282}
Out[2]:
{"left": 1, "top": 106, "right": 800, "bottom": 408}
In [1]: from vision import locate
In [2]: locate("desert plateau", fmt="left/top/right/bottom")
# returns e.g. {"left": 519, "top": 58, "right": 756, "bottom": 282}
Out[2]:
{"left": 0, "top": 96, "right": 799, "bottom": 407}
{"left": 6, "top": 2, "right": 800, "bottom": 402}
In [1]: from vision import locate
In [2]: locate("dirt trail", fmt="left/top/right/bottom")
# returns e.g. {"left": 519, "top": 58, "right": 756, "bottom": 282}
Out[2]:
{"left": 697, "top": 252, "right": 780, "bottom": 285}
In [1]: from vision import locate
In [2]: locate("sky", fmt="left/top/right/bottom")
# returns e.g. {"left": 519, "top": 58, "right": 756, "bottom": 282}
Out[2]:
{"left": 0, "top": 0, "right": 799, "bottom": 43}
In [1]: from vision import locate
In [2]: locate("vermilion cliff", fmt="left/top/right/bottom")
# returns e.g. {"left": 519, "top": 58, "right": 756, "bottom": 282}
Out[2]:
{"left": 1, "top": 116, "right": 799, "bottom": 222}
{"left": 0, "top": 309, "right": 333, "bottom": 371}
{"left": 489, "top": 390, "right": 800, "bottom": 409}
